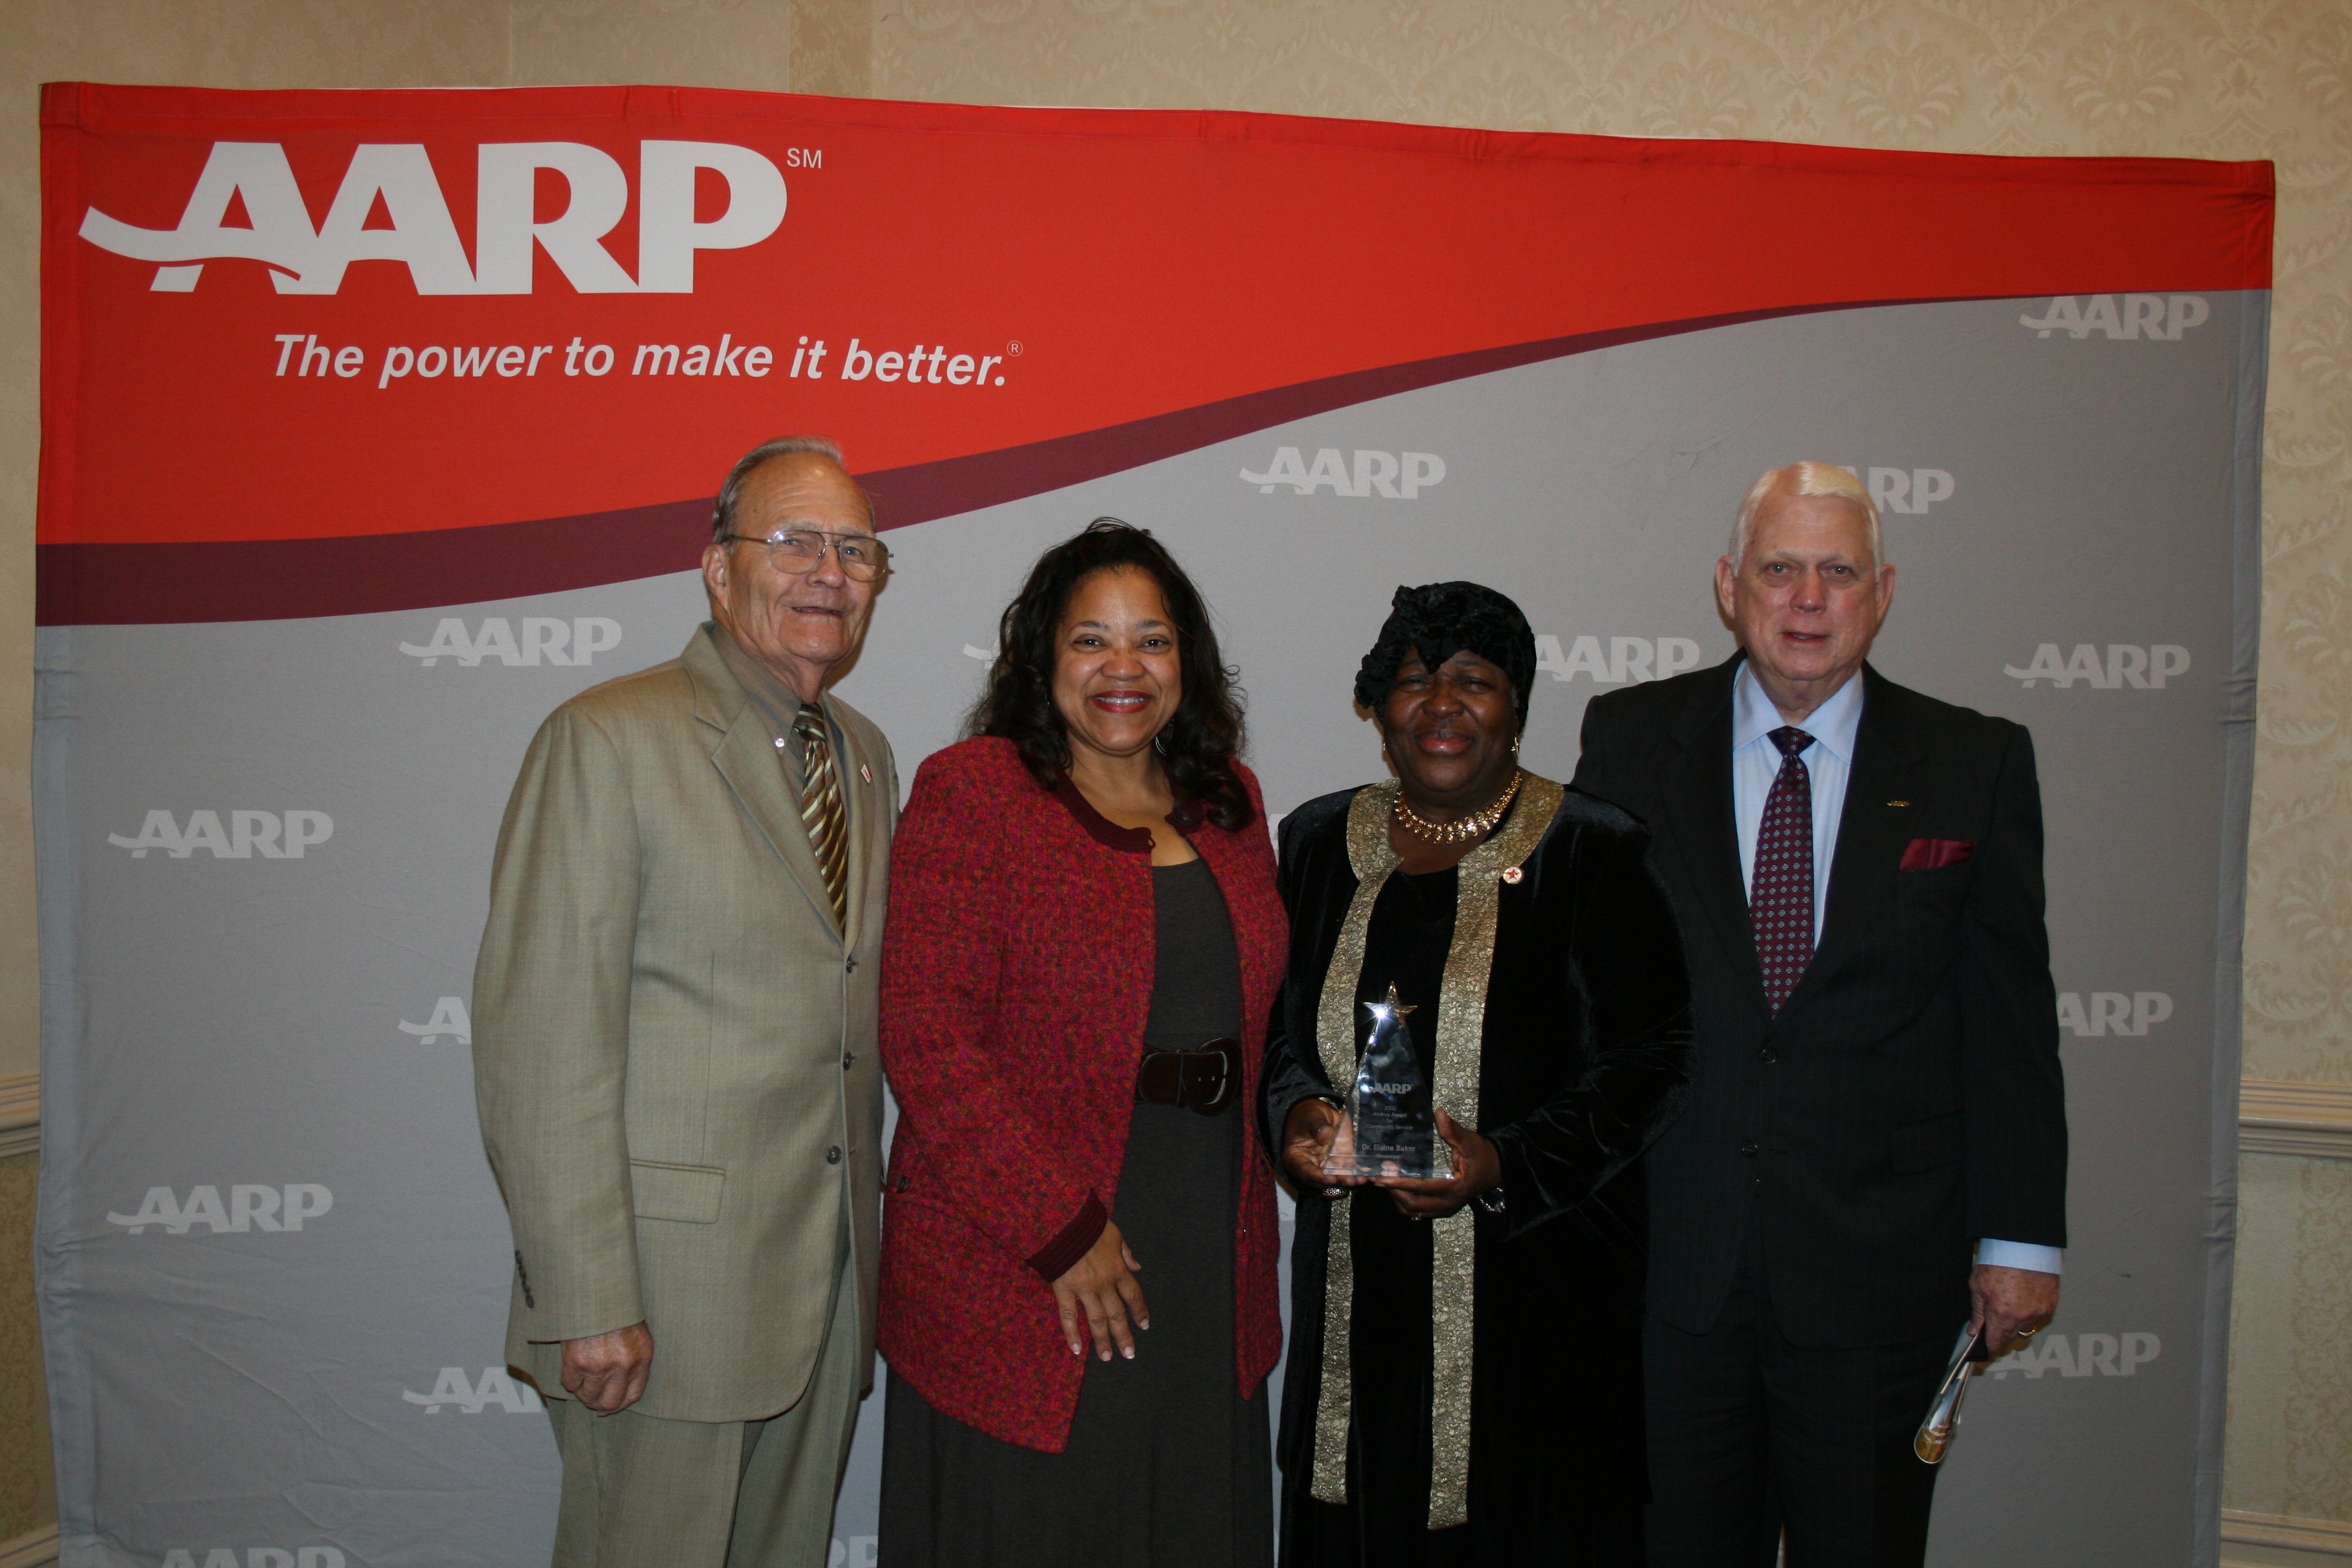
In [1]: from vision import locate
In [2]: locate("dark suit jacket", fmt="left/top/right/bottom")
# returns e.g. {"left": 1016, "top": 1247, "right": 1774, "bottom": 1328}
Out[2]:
{"left": 1572, "top": 655, "right": 2066, "bottom": 1349}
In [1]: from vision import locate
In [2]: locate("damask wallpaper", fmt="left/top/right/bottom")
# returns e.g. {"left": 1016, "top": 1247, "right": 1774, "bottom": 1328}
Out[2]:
{"left": 0, "top": 0, "right": 2345, "bottom": 1535}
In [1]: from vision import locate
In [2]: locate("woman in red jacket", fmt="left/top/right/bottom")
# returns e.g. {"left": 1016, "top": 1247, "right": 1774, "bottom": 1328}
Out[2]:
{"left": 877, "top": 520, "right": 1287, "bottom": 1566}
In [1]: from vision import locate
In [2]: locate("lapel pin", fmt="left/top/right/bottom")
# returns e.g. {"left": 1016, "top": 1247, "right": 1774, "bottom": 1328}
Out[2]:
{"left": 1501, "top": 866, "right": 1524, "bottom": 884}
{"left": 860, "top": 763, "right": 873, "bottom": 784}
{"left": 1887, "top": 800, "right": 1909, "bottom": 807}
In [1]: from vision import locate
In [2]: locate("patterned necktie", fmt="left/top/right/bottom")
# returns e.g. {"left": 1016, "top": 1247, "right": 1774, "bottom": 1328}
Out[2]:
{"left": 793, "top": 704, "right": 849, "bottom": 930}
{"left": 1751, "top": 726, "right": 1816, "bottom": 1014}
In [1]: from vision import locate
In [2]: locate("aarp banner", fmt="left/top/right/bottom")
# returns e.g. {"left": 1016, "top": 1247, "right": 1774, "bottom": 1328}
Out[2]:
{"left": 36, "top": 82, "right": 2269, "bottom": 1568}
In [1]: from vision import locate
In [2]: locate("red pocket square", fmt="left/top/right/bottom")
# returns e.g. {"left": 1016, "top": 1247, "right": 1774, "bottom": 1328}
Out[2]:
{"left": 1900, "top": 838, "right": 1975, "bottom": 871}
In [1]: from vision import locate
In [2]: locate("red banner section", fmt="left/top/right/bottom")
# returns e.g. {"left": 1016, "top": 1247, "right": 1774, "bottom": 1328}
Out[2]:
{"left": 40, "top": 82, "right": 2273, "bottom": 623}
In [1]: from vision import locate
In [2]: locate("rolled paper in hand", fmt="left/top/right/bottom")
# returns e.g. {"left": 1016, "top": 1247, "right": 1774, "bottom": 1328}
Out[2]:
{"left": 1913, "top": 1325, "right": 1987, "bottom": 1465}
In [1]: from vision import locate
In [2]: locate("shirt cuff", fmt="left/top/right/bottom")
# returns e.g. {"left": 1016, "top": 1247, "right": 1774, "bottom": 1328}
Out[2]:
{"left": 1026, "top": 1191, "right": 1108, "bottom": 1281}
{"left": 1976, "top": 1238, "right": 2062, "bottom": 1275}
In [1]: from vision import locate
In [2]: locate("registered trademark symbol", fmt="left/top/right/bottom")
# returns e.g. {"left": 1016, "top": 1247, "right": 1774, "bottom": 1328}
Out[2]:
{"left": 1007, "top": 340, "right": 1024, "bottom": 356}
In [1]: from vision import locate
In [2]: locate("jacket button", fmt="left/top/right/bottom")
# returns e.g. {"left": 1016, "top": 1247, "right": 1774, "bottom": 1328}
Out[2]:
{"left": 1739, "top": 1140, "right": 1759, "bottom": 1158}
{"left": 843, "top": 1053, "right": 855, "bottom": 1070}
{"left": 1759, "top": 1047, "right": 1779, "bottom": 1065}
{"left": 826, "top": 1145, "right": 842, "bottom": 1165}
{"left": 846, "top": 956, "right": 858, "bottom": 973}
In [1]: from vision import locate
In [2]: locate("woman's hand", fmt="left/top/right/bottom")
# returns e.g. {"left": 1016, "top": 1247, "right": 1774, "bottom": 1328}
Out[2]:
{"left": 1375, "top": 1108, "right": 1502, "bottom": 1219}
{"left": 1281, "top": 1098, "right": 1362, "bottom": 1194}
{"left": 1052, "top": 1219, "right": 1150, "bottom": 1362}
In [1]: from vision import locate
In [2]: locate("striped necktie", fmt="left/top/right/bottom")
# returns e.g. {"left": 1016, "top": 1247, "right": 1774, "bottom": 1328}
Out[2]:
{"left": 1751, "top": 725, "right": 1816, "bottom": 1014}
{"left": 794, "top": 704, "right": 849, "bottom": 930}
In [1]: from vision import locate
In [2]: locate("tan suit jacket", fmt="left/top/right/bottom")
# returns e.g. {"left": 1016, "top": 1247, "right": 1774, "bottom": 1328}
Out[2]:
{"left": 473, "top": 626, "right": 897, "bottom": 1423}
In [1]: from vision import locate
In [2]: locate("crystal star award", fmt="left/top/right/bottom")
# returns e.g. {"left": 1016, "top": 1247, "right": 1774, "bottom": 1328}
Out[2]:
{"left": 1324, "top": 985, "right": 1442, "bottom": 1179}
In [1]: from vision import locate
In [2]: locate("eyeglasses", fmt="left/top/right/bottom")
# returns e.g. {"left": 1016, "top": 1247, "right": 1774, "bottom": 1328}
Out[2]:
{"left": 719, "top": 528, "right": 892, "bottom": 582}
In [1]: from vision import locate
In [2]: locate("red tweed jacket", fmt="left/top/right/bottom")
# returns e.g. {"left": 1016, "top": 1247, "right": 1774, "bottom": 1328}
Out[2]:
{"left": 877, "top": 736, "right": 1287, "bottom": 1452}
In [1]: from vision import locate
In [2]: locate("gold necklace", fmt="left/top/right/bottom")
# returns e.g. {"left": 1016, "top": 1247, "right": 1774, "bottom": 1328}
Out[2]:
{"left": 1394, "top": 770, "right": 1523, "bottom": 844}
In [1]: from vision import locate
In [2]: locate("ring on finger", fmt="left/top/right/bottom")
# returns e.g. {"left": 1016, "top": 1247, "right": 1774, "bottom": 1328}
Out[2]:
{"left": 2016, "top": 1324, "right": 2038, "bottom": 1336}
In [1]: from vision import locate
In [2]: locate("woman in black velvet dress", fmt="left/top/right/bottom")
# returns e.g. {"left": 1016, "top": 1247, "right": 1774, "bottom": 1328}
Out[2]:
{"left": 1258, "top": 581, "right": 1696, "bottom": 1567}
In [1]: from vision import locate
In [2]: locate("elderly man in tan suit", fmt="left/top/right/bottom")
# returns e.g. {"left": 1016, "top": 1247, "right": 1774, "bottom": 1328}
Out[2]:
{"left": 474, "top": 435, "right": 898, "bottom": 1567}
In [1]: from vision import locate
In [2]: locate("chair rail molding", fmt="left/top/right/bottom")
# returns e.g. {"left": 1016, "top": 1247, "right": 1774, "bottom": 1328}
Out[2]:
{"left": 2222, "top": 1508, "right": 2352, "bottom": 1566}
{"left": 0, "top": 1523, "right": 59, "bottom": 1568}
{"left": 0, "top": 1072, "right": 34, "bottom": 1160}
{"left": 2239, "top": 1080, "right": 2352, "bottom": 1160}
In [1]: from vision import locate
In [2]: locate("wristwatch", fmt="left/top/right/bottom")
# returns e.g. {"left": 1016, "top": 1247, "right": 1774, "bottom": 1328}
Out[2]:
{"left": 1474, "top": 1187, "right": 1507, "bottom": 1216}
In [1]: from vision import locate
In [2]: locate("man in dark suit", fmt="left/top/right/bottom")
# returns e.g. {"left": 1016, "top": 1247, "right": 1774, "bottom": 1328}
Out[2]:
{"left": 1571, "top": 462, "right": 2066, "bottom": 1568}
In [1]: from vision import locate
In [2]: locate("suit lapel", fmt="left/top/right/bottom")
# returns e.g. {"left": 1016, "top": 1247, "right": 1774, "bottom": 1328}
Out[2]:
{"left": 688, "top": 633, "right": 844, "bottom": 944}
{"left": 1659, "top": 660, "right": 1769, "bottom": 1017}
{"left": 1779, "top": 666, "right": 1926, "bottom": 1019}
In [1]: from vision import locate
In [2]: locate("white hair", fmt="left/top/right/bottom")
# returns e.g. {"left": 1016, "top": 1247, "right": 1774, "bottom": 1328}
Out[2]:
{"left": 1727, "top": 462, "right": 1885, "bottom": 569}
{"left": 711, "top": 434, "right": 870, "bottom": 540}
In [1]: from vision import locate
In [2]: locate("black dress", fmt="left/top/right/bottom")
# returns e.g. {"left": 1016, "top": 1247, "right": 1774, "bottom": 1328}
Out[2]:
{"left": 881, "top": 857, "right": 1274, "bottom": 1566}
{"left": 1258, "top": 787, "right": 1695, "bottom": 1568}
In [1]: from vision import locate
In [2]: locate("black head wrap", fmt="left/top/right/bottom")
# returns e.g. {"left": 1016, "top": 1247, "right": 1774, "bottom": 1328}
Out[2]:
{"left": 1354, "top": 581, "right": 1538, "bottom": 718}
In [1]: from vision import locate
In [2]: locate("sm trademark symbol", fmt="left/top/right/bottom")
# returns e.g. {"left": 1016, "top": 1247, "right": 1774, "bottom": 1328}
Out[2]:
{"left": 786, "top": 149, "right": 823, "bottom": 169}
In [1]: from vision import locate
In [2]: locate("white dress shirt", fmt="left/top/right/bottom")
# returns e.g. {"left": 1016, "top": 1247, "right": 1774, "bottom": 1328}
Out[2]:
{"left": 1730, "top": 662, "right": 2061, "bottom": 1278}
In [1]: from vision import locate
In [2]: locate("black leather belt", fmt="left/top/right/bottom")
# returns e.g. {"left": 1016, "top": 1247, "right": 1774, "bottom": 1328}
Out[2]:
{"left": 1135, "top": 1037, "right": 1240, "bottom": 1116}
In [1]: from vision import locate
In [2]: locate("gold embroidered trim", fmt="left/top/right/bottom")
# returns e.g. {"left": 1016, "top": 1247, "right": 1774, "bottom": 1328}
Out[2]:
{"left": 1308, "top": 783, "right": 1404, "bottom": 1506}
{"left": 1308, "top": 774, "right": 1567, "bottom": 1527}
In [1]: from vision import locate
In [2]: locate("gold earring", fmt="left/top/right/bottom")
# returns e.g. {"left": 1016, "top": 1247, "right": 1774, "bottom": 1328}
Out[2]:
{"left": 1511, "top": 734, "right": 1521, "bottom": 753}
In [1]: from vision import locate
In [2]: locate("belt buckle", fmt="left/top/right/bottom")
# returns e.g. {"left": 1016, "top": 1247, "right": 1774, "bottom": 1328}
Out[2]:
{"left": 1189, "top": 1037, "right": 1238, "bottom": 1116}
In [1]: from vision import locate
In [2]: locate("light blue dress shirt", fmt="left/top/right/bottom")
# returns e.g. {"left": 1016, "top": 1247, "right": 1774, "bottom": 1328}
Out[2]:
{"left": 1730, "top": 663, "right": 2061, "bottom": 1278}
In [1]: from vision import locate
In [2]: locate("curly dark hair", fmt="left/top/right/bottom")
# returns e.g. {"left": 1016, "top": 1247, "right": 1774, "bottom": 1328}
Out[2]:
{"left": 970, "top": 519, "right": 1253, "bottom": 831}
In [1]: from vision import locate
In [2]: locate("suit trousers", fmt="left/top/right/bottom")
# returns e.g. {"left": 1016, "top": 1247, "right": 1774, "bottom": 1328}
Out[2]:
{"left": 546, "top": 1214, "right": 863, "bottom": 1568}
{"left": 1642, "top": 1218, "right": 1952, "bottom": 1568}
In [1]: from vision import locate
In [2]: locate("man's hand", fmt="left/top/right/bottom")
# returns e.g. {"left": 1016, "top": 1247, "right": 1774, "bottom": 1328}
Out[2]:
{"left": 1281, "top": 1099, "right": 1359, "bottom": 1194}
{"left": 1971, "top": 1264, "right": 2059, "bottom": 1354}
{"left": 1052, "top": 1220, "right": 1150, "bottom": 1362}
{"left": 560, "top": 1321, "right": 655, "bottom": 1413}
{"left": 1373, "top": 1108, "right": 1502, "bottom": 1220}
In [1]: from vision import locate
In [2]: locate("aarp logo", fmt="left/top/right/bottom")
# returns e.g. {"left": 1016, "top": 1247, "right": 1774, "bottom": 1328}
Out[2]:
{"left": 402, "top": 615, "right": 622, "bottom": 667}
{"left": 2019, "top": 295, "right": 2209, "bottom": 340}
{"left": 401, "top": 996, "right": 472, "bottom": 1045}
{"left": 1985, "top": 1331, "right": 2161, "bottom": 1379}
{"left": 108, "top": 1183, "right": 333, "bottom": 1234}
{"left": 404, "top": 1365, "right": 545, "bottom": 1414}
{"left": 1535, "top": 635, "right": 1704, "bottom": 685}
{"left": 110, "top": 809, "right": 333, "bottom": 858}
{"left": 1241, "top": 447, "right": 1446, "bottom": 498}
{"left": 81, "top": 140, "right": 786, "bottom": 294}
{"left": 163, "top": 1550, "right": 345, "bottom": 1568}
{"left": 1829, "top": 465, "right": 1954, "bottom": 516}
{"left": 2059, "top": 991, "right": 2172, "bottom": 1037}
{"left": 2004, "top": 643, "right": 2189, "bottom": 688}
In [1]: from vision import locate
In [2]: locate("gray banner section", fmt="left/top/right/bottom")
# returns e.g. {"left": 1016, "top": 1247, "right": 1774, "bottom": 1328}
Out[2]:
{"left": 39, "top": 293, "right": 2260, "bottom": 1567}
